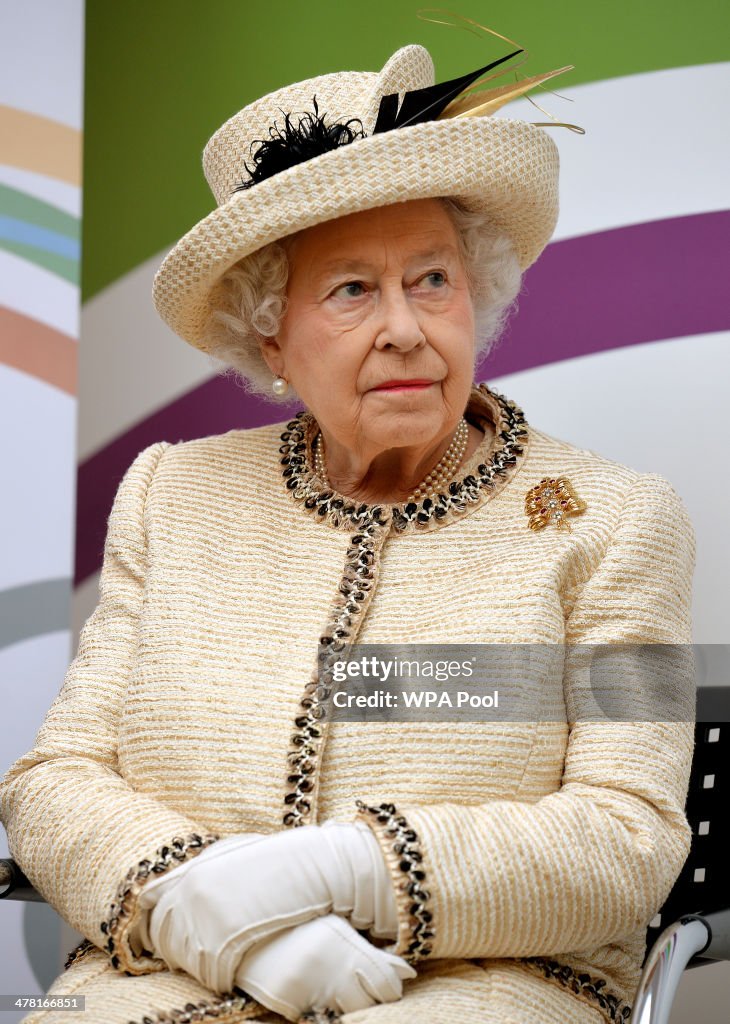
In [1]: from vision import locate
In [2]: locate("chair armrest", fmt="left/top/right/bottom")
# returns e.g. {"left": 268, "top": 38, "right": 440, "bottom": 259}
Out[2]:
{"left": 633, "top": 914, "right": 711, "bottom": 1024}
{"left": 698, "top": 906, "right": 730, "bottom": 962}
{"left": 0, "top": 858, "right": 44, "bottom": 902}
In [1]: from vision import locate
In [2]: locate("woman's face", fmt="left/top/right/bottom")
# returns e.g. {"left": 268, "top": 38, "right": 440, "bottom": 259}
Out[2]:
{"left": 261, "top": 197, "right": 476, "bottom": 457}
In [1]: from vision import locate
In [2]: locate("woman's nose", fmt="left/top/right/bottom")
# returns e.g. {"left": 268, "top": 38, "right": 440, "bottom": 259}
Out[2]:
{"left": 373, "top": 288, "right": 426, "bottom": 351}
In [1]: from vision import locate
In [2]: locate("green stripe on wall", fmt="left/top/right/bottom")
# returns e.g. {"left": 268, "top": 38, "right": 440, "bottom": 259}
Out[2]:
{"left": 83, "top": 0, "right": 729, "bottom": 303}
{"left": 0, "top": 185, "right": 79, "bottom": 239}
{"left": 0, "top": 240, "right": 78, "bottom": 283}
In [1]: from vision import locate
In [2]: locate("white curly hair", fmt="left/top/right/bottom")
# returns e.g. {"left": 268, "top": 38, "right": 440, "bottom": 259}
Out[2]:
{"left": 202, "top": 197, "right": 523, "bottom": 404}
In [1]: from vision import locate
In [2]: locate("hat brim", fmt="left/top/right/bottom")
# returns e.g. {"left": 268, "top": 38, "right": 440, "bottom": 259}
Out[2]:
{"left": 152, "top": 116, "right": 559, "bottom": 349}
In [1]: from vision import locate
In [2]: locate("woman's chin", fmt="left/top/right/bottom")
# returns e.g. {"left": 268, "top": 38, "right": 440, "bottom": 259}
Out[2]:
{"left": 368, "top": 422, "right": 447, "bottom": 453}
{"left": 364, "top": 388, "right": 441, "bottom": 421}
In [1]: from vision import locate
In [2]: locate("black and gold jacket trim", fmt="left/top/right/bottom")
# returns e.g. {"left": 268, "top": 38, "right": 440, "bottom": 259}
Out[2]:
{"left": 278, "top": 382, "right": 529, "bottom": 535}
{"left": 517, "top": 956, "right": 633, "bottom": 1022}
{"left": 283, "top": 515, "right": 390, "bottom": 828}
{"left": 102, "top": 832, "right": 220, "bottom": 975}
{"left": 355, "top": 800, "right": 434, "bottom": 965}
{"left": 127, "top": 989, "right": 256, "bottom": 1024}
{"left": 63, "top": 938, "right": 96, "bottom": 971}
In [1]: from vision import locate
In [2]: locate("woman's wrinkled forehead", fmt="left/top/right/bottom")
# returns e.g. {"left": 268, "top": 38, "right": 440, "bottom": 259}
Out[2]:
{"left": 285, "top": 198, "right": 462, "bottom": 282}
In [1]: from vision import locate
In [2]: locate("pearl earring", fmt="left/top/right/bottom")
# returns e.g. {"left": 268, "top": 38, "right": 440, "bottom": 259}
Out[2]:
{"left": 272, "top": 376, "right": 289, "bottom": 396}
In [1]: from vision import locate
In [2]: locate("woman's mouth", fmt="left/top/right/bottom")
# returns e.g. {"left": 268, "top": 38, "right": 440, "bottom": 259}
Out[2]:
{"left": 372, "top": 379, "right": 434, "bottom": 392}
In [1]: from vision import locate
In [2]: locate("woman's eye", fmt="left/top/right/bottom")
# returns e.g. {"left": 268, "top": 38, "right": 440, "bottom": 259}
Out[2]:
{"left": 333, "top": 281, "right": 366, "bottom": 299}
{"left": 421, "top": 271, "right": 446, "bottom": 288}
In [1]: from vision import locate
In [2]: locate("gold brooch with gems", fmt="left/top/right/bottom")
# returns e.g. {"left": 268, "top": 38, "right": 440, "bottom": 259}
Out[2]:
{"left": 525, "top": 477, "right": 587, "bottom": 532}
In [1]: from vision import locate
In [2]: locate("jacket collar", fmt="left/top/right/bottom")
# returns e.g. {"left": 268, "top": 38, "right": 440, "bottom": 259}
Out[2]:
{"left": 277, "top": 381, "right": 530, "bottom": 534}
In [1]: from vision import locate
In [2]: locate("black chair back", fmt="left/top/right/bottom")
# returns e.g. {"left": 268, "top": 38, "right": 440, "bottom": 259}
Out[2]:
{"left": 643, "top": 684, "right": 730, "bottom": 967}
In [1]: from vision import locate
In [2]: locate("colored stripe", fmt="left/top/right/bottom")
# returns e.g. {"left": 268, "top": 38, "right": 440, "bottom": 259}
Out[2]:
{"left": 481, "top": 211, "right": 730, "bottom": 379}
{"left": 0, "top": 307, "right": 77, "bottom": 394}
{"left": 0, "top": 105, "right": 81, "bottom": 187}
{"left": 0, "top": 251, "right": 79, "bottom": 337}
{"left": 0, "top": 216, "right": 80, "bottom": 260}
{"left": 0, "top": 238, "right": 79, "bottom": 283}
{"left": 0, "top": 579, "right": 71, "bottom": 650}
{"left": 0, "top": 185, "right": 79, "bottom": 239}
{"left": 0, "top": 166, "right": 81, "bottom": 218}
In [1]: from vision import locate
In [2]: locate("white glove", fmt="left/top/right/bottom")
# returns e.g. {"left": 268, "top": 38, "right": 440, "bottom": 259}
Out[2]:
{"left": 128, "top": 834, "right": 266, "bottom": 959}
{"left": 135, "top": 822, "right": 399, "bottom": 993}
{"left": 233, "top": 913, "right": 416, "bottom": 1022}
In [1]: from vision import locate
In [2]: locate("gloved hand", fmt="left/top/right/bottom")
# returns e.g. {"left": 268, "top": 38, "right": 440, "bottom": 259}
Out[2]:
{"left": 233, "top": 913, "right": 416, "bottom": 1022}
{"left": 128, "top": 833, "right": 266, "bottom": 959}
{"left": 134, "top": 822, "right": 399, "bottom": 993}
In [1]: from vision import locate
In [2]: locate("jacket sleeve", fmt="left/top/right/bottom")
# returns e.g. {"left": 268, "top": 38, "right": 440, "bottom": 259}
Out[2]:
{"left": 0, "top": 442, "right": 220, "bottom": 976}
{"left": 354, "top": 472, "right": 697, "bottom": 962}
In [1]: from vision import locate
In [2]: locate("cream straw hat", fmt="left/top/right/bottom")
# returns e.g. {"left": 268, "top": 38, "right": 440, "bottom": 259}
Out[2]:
{"left": 152, "top": 42, "right": 570, "bottom": 351}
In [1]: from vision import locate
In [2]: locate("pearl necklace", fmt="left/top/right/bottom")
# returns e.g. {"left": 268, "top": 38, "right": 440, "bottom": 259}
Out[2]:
{"left": 313, "top": 418, "right": 470, "bottom": 504}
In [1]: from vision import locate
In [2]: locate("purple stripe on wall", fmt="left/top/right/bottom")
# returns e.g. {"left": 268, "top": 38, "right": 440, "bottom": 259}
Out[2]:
{"left": 75, "top": 210, "right": 729, "bottom": 585}
{"left": 482, "top": 209, "right": 729, "bottom": 378}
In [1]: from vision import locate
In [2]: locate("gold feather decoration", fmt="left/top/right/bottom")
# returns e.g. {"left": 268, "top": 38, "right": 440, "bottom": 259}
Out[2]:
{"left": 416, "top": 7, "right": 585, "bottom": 134}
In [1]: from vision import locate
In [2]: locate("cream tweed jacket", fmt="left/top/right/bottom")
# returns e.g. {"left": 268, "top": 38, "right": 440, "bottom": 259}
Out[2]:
{"left": 0, "top": 382, "right": 696, "bottom": 1024}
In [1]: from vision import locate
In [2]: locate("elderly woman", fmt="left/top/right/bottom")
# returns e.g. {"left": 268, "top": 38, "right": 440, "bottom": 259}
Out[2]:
{"left": 0, "top": 41, "right": 696, "bottom": 1024}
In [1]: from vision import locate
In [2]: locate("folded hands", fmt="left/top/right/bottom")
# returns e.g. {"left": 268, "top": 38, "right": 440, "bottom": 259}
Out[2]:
{"left": 132, "top": 822, "right": 416, "bottom": 1020}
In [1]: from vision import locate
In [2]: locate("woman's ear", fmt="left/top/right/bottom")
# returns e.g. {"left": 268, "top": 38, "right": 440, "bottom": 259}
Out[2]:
{"left": 257, "top": 333, "right": 285, "bottom": 379}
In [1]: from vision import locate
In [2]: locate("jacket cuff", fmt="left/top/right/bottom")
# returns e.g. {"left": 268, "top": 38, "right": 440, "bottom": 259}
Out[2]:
{"left": 103, "top": 831, "right": 219, "bottom": 974}
{"left": 354, "top": 800, "right": 433, "bottom": 964}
